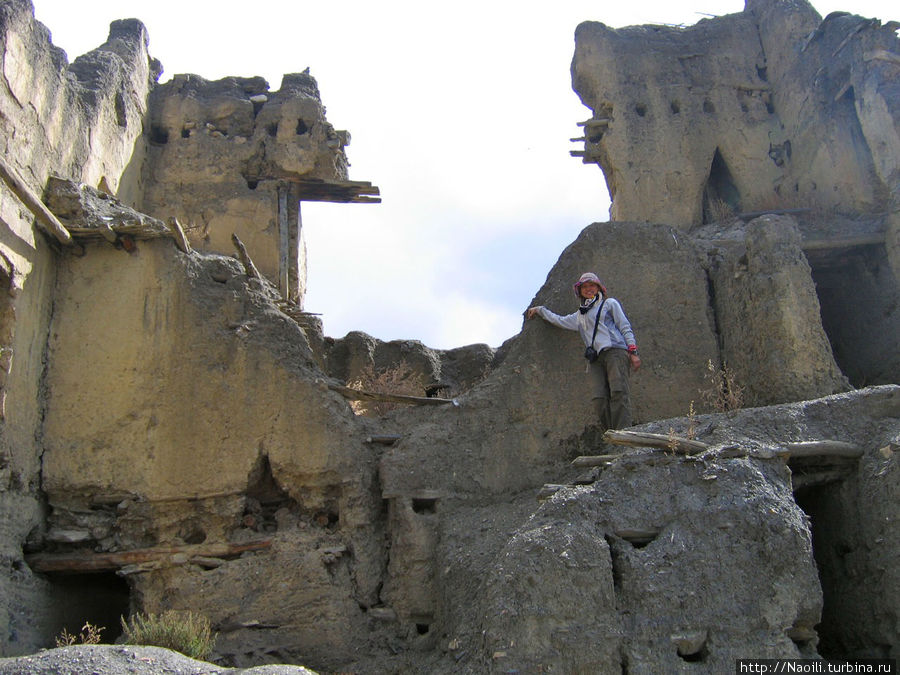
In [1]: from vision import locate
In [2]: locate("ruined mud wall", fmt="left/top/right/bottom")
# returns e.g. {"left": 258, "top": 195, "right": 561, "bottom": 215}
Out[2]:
{"left": 0, "top": 0, "right": 156, "bottom": 654}
{"left": 139, "top": 72, "right": 351, "bottom": 305}
{"left": 572, "top": 0, "right": 900, "bottom": 227}
{"left": 36, "top": 239, "right": 386, "bottom": 669}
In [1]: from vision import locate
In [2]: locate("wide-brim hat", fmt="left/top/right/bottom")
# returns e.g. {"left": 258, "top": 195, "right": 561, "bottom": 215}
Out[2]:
{"left": 573, "top": 272, "right": 607, "bottom": 298}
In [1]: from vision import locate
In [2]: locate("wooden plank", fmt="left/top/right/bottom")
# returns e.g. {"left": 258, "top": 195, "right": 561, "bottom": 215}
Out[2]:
{"left": 0, "top": 156, "right": 73, "bottom": 245}
{"left": 242, "top": 176, "right": 381, "bottom": 204}
{"left": 26, "top": 540, "right": 271, "bottom": 573}
{"left": 779, "top": 440, "right": 863, "bottom": 459}
{"left": 231, "top": 233, "right": 262, "bottom": 279}
{"left": 328, "top": 383, "right": 457, "bottom": 407}
{"left": 603, "top": 430, "right": 710, "bottom": 455}
{"left": 278, "top": 183, "right": 290, "bottom": 298}
{"left": 168, "top": 217, "right": 192, "bottom": 253}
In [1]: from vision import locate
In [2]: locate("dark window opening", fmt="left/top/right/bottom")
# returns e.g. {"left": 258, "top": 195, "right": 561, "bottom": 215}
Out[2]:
{"left": 703, "top": 99, "right": 715, "bottom": 114}
{"left": 677, "top": 642, "right": 709, "bottom": 663}
{"left": 838, "top": 85, "right": 855, "bottom": 103}
{"left": 246, "top": 179, "right": 259, "bottom": 190}
{"left": 44, "top": 572, "right": 130, "bottom": 645}
{"left": 701, "top": 148, "right": 741, "bottom": 223}
{"left": 267, "top": 123, "right": 278, "bottom": 137}
{"left": 412, "top": 498, "right": 437, "bottom": 515}
{"left": 177, "top": 522, "right": 206, "bottom": 545}
{"left": 670, "top": 101, "right": 681, "bottom": 114}
{"left": 149, "top": 125, "right": 169, "bottom": 145}
{"left": 756, "top": 65, "right": 768, "bottom": 82}
{"left": 114, "top": 93, "right": 127, "bottom": 128}
{"left": 296, "top": 119, "right": 308, "bottom": 135}
{"left": 416, "top": 623, "right": 430, "bottom": 635}
{"left": 181, "top": 128, "right": 190, "bottom": 138}
{"left": 634, "top": 103, "right": 647, "bottom": 117}
{"left": 807, "top": 244, "right": 898, "bottom": 387}
{"left": 242, "top": 454, "right": 300, "bottom": 533}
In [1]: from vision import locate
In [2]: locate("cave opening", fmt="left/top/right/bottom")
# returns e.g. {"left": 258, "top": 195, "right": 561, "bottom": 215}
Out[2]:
{"left": 702, "top": 148, "right": 740, "bottom": 223}
{"left": 44, "top": 571, "right": 131, "bottom": 645}
{"left": 791, "top": 461, "right": 883, "bottom": 659}
{"left": 806, "top": 243, "right": 899, "bottom": 387}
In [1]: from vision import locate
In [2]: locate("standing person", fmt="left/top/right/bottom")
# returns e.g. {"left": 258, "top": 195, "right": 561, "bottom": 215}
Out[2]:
{"left": 526, "top": 272, "right": 641, "bottom": 432}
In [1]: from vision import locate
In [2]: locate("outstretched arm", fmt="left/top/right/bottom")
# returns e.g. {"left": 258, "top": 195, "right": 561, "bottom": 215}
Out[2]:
{"left": 526, "top": 306, "right": 579, "bottom": 331}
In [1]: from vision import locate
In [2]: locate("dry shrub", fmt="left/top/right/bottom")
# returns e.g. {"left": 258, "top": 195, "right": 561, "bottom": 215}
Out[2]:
{"left": 700, "top": 359, "right": 743, "bottom": 413}
{"left": 55, "top": 622, "right": 104, "bottom": 647}
{"left": 705, "top": 197, "right": 735, "bottom": 222}
{"left": 347, "top": 361, "right": 426, "bottom": 416}
{"left": 120, "top": 610, "right": 216, "bottom": 661}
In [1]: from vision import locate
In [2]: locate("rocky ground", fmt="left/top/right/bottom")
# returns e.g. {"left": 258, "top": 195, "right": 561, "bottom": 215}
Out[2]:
{"left": 0, "top": 645, "right": 317, "bottom": 675}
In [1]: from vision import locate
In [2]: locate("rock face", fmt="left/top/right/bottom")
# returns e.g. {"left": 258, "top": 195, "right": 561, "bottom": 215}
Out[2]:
{"left": 572, "top": 0, "right": 900, "bottom": 229}
{"left": 0, "top": 0, "right": 898, "bottom": 673}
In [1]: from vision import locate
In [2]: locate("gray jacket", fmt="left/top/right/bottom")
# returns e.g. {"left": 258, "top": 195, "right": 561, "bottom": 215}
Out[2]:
{"left": 536, "top": 297, "right": 636, "bottom": 353}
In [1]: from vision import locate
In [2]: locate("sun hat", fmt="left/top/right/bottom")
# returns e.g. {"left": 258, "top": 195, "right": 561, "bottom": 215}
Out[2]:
{"left": 573, "top": 272, "right": 607, "bottom": 298}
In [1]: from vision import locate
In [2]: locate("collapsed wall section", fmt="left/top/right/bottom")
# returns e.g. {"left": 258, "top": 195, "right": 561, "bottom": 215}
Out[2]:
{"left": 139, "top": 72, "right": 353, "bottom": 305}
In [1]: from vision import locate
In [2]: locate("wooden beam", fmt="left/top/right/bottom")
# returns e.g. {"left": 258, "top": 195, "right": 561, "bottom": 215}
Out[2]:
{"left": 242, "top": 177, "right": 381, "bottom": 204}
{"left": 231, "top": 233, "right": 262, "bottom": 279}
{"left": 603, "top": 429, "right": 709, "bottom": 455}
{"left": 0, "top": 156, "right": 73, "bottom": 245}
{"left": 167, "top": 217, "right": 192, "bottom": 254}
{"left": 779, "top": 440, "right": 863, "bottom": 459}
{"left": 277, "top": 183, "right": 290, "bottom": 299}
{"left": 26, "top": 540, "right": 271, "bottom": 573}
{"left": 577, "top": 118, "right": 612, "bottom": 128}
{"left": 328, "top": 383, "right": 458, "bottom": 407}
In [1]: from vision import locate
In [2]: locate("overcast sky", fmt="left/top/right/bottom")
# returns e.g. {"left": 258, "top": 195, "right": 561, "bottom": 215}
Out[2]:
{"left": 32, "top": 0, "right": 896, "bottom": 349}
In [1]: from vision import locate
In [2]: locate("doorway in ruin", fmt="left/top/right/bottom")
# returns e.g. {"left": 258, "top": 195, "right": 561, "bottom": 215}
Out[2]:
{"left": 702, "top": 148, "right": 741, "bottom": 223}
{"left": 805, "top": 242, "right": 899, "bottom": 387}
{"left": 44, "top": 571, "right": 131, "bottom": 644}
{"left": 791, "top": 458, "right": 889, "bottom": 659}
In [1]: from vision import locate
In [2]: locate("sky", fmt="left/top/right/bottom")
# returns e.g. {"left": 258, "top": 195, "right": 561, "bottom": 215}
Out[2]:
{"left": 31, "top": 0, "right": 897, "bottom": 349}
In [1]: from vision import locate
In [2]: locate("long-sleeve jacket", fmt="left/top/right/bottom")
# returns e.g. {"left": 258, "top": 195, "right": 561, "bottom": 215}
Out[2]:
{"left": 536, "top": 297, "right": 636, "bottom": 353}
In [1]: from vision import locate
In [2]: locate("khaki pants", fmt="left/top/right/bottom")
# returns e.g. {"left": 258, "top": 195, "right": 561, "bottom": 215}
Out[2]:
{"left": 589, "top": 348, "right": 632, "bottom": 432}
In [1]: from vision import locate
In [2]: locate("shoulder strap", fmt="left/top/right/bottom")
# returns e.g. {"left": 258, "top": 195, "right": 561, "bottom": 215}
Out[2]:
{"left": 589, "top": 297, "right": 607, "bottom": 347}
